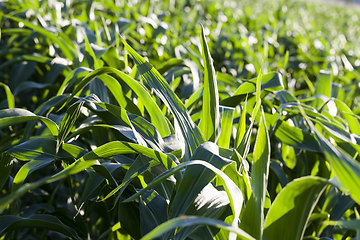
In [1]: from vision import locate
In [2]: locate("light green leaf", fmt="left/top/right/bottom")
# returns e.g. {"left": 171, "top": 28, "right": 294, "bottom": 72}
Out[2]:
{"left": 235, "top": 98, "right": 247, "bottom": 148}
{"left": 325, "top": 219, "right": 360, "bottom": 238}
{"left": 80, "top": 141, "right": 177, "bottom": 170}
{"left": 13, "top": 160, "right": 51, "bottom": 185}
{"left": 70, "top": 67, "right": 171, "bottom": 137}
{"left": 217, "top": 106, "right": 235, "bottom": 148}
{"left": 233, "top": 72, "right": 283, "bottom": 96}
{"left": 0, "top": 82, "right": 15, "bottom": 108}
{"left": 57, "top": 67, "right": 91, "bottom": 96}
{"left": 263, "top": 176, "right": 328, "bottom": 240}
{"left": 300, "top": 107, "right": 360, "bottom": 204}
{"left": 122, "top": 37, "right": 204, "bottom": 160}
{"left": 333, "top": 98, "right": 360, "bottom": 135}
{"left": 314, "top": 131, "right": 360, "bottom": 204}
{"left": 314, "top": 70, "right": 332, "bottom": 108}
{"left": 103, "top": 156, "right": 159, "bottom": 202}
{"left": 265, "top": 112, "right": 320, "bottom": 152}
{"left": 198, "top": 26, "right": 220, "bottom": 142}
{"left": 240, "top": 108, "right": 270, "bottom": 240}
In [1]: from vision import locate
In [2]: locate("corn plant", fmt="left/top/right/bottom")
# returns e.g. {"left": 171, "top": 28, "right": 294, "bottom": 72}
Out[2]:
{"left": 1, "top": 0, "right": 360, "bottom": 239}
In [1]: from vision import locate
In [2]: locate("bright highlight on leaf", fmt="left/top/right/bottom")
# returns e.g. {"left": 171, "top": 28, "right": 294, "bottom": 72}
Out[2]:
{"left": 198, "top": 26, "right": 220, "bottom": 142}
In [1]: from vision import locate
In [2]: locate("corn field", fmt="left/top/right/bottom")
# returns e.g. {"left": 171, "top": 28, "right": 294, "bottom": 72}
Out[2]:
{"left": 1, "top": 0, "right": 360, "bottom": 239}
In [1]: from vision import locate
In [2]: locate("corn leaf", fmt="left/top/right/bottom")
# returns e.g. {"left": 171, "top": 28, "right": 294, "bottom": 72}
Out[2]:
{"left": 198, "top": 26, "right": 220, "bottom": 142}
{"left": 141, "top": 216, "right": 255, "bottom": 240}
{"left": 69, "top": 67, "right": 171, "bottom": 137}
{"left": 123, "top": 38, "right": 204, "bottom": 160}
{"left": 0, "top": 214, "right": 81, "bottom": 239}
{"left": 263, "top": 176, "right": 328, "bottom": 240}
{"left": 240, "top": 108, "right": 270, "bottom": 239}
{"left": 0, "top": 108, "right": 59, "bottom": 136}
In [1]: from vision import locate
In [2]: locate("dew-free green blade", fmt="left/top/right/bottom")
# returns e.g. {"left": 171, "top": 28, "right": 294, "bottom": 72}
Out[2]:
{"left": 263, "top": 176, "right": 328, "bottom": 240}
{"left": 123, "top": 38, "right": 204, "bottom": 160}
{"left": 69, "top": 67, "right": 171, "bottom": 137}
{"left": 141, "top": 216, "right": 254, "bottom": 240}
{"left": 240, "top": 108, "right": 270, "bottom": 239}
{"left": 0, "top": 214, "right": 81, "bottom": 239}
{"left": 0, "top": 108, "right": 59, "bottom": 136}
{"left": 198, "top": 26, "right": 220, "bottom": 142}
{"left": 0, "top": 82, "right": 14, "bottom": 109}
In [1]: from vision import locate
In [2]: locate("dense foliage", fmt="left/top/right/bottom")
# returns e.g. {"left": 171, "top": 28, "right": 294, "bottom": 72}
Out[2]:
{"left": 1, "top": 0, "right": 360, "bottom": 239}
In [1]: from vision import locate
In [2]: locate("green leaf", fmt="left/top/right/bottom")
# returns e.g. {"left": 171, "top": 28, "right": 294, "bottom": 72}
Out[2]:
{"left": 169, "top": 143, "right": 233, "bottom": 217}
{"left": 198, "top": 26, "right": 220, "bottom": 142}
{"left": 103, "top": 155, "right": 159, "bottom": 202}
{"left": 4, "top": 15, "right": 77, "bottom": 64}
{"left": 0, "top": 82, "right": 14, "bottom": 108}
{"left": 0, "top": 214, "right": 80, "bottom": 239}
{"left": 265, "top": 113, "right": 320, "bottom": 152}
{"left": 57, "top": 67, "right": 91, "bottom": 96}
{"left": 83, "top": 31, "right": 101, "bottom": 69}
{"left": 141, "top": 216, "right": 255, "bottom": 240}
{"left": 0, "top": 108, "right": 59, "bottom": 136}
{"left": 221, "top": 72, "right": 283, "bottom": 108}
{"left": 299, "top": 107, "right": 360, "bottom": 204}
{"left": 0, "top": 152, "right": 12, "bottom": 190}
{"left": 314, "top": 130, "right": 360, "bottom": 204}
{"left": 263, "top": 176, "right": 328, "bottom": 240}
{"left": 0, "top": 157, "right": 96, "bottom": 213}
{"left": 325, "top": 219, "right": 360, "bottom": 234}
{"left": 122, "top": 37, "right": 204, "bottom": 160}
{"left": 70, "top": 67, "right": 171, "bottom": 137}
{"left": 314, "top": 70, "right": 332, "bottom": 108}
{"left": 57, "top": 101, "right": 84, "bottom": 151}
{"left": 333, "top": 98, "right": 360, "bottom": 135}
{"left": 80, "top": 141, "right": 177, "bottom": 170}
{"left": 98, "top": 74, "right": 128, "bottom": 107}
{"left": 118, "top": 202, "right": 141, "bottom": 239}
{"left": 129, "top": 114, "right": 170, "bottom": 152}
{"left": 217, "top": 106, "right": 235, "bottom": 148}
{"left": 7, "top": 138, "right": 84, "bottom": 161}
{"left": 13, "top": 81, "right": 51, "bottom": 96}
{"left": 0, "top": 54, "right": 51, "bottom": 71}
{"left": 252, "top": 69, "right": 262, "bottom": 120}
{"left": 7, "top": 138, "right": 86, "bottom": 185}
{"left": 13, "top": 160, "right": 52, "bottom": 185}
{"left": 234, "top": 72, "right": 283, "bottom": 96}
{"left": 235, "top": 98, "right": 248, "bottom": 148}
{"left": 139, "top": 190, "right": 168, "bottom": 237}
{"left": 125, "top": 156, "right": 243, "bottom": 239}
{"left": 240, "top": 108, "right": 270, "bottom": 239}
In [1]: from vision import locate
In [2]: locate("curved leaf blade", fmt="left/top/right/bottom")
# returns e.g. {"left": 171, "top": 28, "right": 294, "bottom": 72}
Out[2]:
{"left": 0, "top": 82, "right": 14, "bottom": 108}
{"left": 0, "top": 108, "right": 59, "bottom": 136}
{"left": 141, "top": 216, "right": 254, "bottom": 240}
{"left": 70, "top": 67, "right": 171, "bottom": 137}
{"left": 263, "top": 176, "right": 327, "bottom": 240}
{"left": 0, "top": 214, "right": 80, "bottom": 239}
{"left": 122, "top": 38, "right": 204, "bottom": 160}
